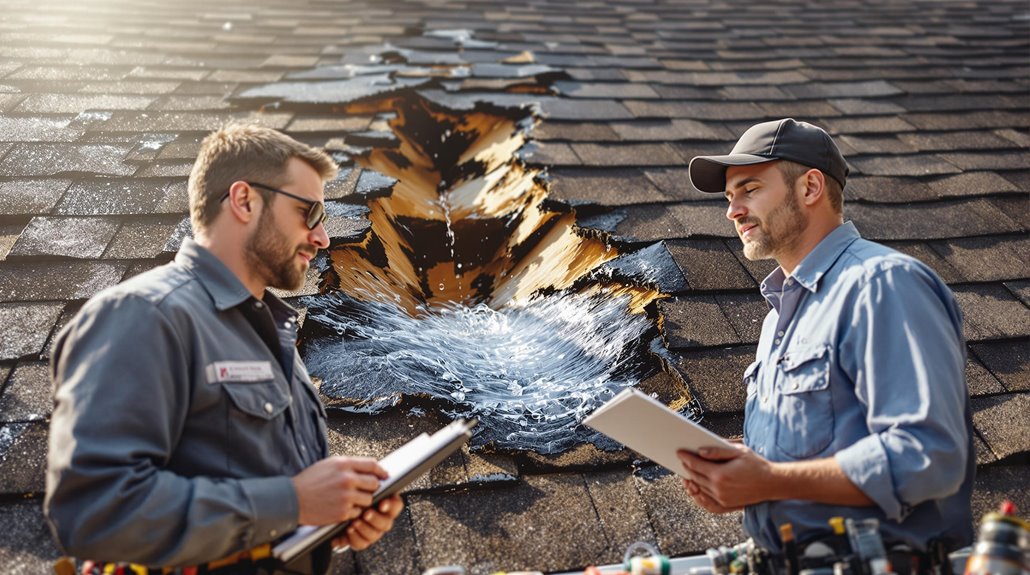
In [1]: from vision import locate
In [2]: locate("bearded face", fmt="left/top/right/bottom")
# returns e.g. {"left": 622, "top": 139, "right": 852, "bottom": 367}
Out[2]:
{"left": 244, "top": 204, "right": 308, "bottom": 291}
{"left": 740, "top": 182, "right": 808, "bottom": 261}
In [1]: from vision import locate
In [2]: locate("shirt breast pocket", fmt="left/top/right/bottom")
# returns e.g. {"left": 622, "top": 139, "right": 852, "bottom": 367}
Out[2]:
{"left": 775, "top": 345, "right": 834, "bottom": 459}
{"left": 743, "top": 360, "right": 762, "bottom": 444}
{"left": 744, "top": 360, "right": 760, "bottom": 400}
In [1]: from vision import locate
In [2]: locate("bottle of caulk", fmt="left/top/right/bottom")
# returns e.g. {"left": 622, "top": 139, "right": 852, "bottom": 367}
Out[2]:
{"left": 964, "top": 500, "right": 1030, "bottom": 575}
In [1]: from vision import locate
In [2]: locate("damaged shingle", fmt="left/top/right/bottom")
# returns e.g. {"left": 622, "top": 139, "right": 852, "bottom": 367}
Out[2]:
{"left": 586, "top": 242, "right": 687, "bottom": 294}
{"left": 237, "top": 75, "right": 430, "bottom": 106}
{"left": 323, "top": 202, "right": 372, "bottom": 243}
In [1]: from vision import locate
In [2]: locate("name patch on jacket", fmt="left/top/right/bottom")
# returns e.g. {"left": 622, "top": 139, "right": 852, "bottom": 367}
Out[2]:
{"left": 205, "top": 361, "right": 274, "bottom": 383}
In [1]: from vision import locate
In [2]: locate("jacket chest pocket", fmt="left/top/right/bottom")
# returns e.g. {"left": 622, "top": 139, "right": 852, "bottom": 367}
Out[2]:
{"left": 221, "top": 379, "right": 292, "bottom": 473}
{"left": 775, "top": 345, "right": 834, "bottom": 459}
{"left": 222, "top": 379, "right": 291, "bottom": 420}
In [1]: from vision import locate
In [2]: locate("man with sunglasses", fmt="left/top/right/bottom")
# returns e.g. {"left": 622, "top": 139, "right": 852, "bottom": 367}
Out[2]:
{"left": 46, "top": 126, "right": 402, "bottom": 574}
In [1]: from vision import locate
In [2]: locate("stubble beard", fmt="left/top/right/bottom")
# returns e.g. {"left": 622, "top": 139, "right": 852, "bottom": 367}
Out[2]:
{"left": 244, "top": 208, "right": 306, "bottom": 292}
{"left": 741, "top": 190, "right": 807, "bottom": 261}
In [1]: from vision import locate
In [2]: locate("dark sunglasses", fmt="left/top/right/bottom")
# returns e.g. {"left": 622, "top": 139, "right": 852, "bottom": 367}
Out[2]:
{"left": 220, "top": 181, "right": 327, "bottom": 230}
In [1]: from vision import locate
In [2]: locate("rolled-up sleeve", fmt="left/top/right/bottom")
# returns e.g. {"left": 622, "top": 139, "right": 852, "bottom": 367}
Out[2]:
{"left": 45, "top": 294, "right": 299, "bottom": 566}
{"left": 834, "top": 263, "right": 968, "bottom": 521}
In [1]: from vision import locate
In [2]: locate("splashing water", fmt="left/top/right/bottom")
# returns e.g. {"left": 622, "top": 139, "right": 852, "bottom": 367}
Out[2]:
{"left": 302, "top": 291, "right": 658, "bottom": 453}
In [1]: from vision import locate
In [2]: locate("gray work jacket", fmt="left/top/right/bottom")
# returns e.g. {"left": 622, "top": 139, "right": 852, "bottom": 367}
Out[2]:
{"left": 46, "top": 238, "right": 329, "bottom": 567}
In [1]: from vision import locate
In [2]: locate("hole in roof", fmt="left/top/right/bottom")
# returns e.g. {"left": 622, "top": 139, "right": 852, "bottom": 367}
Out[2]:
{"left": 237, "top": 30, "right": 699, "bottom": 454}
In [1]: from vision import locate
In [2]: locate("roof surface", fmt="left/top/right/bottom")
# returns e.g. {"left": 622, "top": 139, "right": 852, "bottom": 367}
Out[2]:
{"left": 1, "top": 0, "right": 1028, "bottom": 573}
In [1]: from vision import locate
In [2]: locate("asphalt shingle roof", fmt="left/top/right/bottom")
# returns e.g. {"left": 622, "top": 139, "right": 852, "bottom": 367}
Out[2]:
{"left": 0, "top": 0, "right": 1027, "bottom": 573}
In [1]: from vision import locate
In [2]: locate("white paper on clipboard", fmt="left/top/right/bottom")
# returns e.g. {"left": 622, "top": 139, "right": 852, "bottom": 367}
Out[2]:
{"left": 583, "top": 387, "right": 734, "bottom": 479}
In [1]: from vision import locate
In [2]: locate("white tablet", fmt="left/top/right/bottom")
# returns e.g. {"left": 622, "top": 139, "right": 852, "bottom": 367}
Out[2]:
{"left": 583, "top": 387, "right": 734, "bottom": 479}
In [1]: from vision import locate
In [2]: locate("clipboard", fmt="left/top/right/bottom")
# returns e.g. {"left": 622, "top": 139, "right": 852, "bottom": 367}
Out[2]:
{"left": 273, "top": 419, "right": 476, "bottom": 564}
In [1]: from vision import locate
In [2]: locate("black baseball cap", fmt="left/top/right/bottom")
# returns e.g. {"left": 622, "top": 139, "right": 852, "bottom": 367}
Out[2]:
{"left": 688, "top": 118, "right": 849, "bottom": 193}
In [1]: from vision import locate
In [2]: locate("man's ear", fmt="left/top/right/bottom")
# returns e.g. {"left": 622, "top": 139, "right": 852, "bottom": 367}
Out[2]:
{"left": 799, "top": 169, "right": 825, "bottom": 207}
{"left": 226, "top": 181, "right": 256, "bottom": 223}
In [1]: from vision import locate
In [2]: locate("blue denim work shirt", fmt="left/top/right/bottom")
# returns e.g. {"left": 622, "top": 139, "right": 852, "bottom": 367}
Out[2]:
{"left": 743, "top": 222, "right": 974, "bottom": 552}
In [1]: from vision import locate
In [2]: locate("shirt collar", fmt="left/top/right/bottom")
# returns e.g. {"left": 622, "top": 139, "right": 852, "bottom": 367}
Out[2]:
{"left": 175, "top": 238, "right": 259, "bottom": 311}
{"left": 760, "top": 221, "right": 861, "bottom": 296}
{"left": 788, "top": 221, "right": 862, "bottom": 292}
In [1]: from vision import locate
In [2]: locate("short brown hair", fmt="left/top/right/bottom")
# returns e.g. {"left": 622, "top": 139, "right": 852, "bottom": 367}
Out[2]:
{"left": 776, "top": 159, "right": 844, "bottom": 215}
{"left": 188, "top": 125, "right": 339, "bottom": 232}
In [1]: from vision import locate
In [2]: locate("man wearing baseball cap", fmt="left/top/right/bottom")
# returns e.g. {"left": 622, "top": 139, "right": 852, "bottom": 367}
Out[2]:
{"left": 677, "top": 119, "right": 974, "bottom": 565}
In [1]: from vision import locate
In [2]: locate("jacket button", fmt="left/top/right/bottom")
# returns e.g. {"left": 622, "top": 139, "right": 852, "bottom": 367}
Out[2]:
{"left": 264, "top": 402, "right": 274, "bottom": 414}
